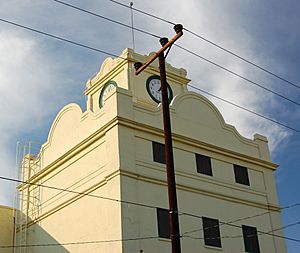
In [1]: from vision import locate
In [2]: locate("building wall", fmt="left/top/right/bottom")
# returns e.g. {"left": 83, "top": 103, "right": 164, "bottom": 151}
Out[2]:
{"left": 17, "top": 49, "right": 287, "bottom": 253}
{"left": 115, "top": 78, "right": 286, "bottom": 252}
{"left": 0, "top": 205, "right": 14, "bottom": 253}
{"left": 18, "top": 98, "right": 124, "bottom": 252}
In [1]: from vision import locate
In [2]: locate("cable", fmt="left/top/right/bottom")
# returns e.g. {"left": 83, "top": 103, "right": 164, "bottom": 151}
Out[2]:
{"left": 47, "top": 1, "right": 300, "bottom": 133}
{"left": 181, "top": 221, "right": 300, "bottom": 241}
{"left": 2, "top": 175, "right": 300, "bottom": 245}
{"left": 0, "top": 236, "right": 159, "bottom": 249}
{"left": 0, "top": 18, "right": 125, "bottom": 60}
{"left": 0, "top": 176, "right": 159, "bottom": 211}
{"left": 108, "top": 0, "right": 300, "bottom": 90}
{"left": 3, "top": 173, "right": 300, "bottom": 230}
{"left": 179, "top": 212, "right": 300, "bottom": 243}
{"left": 52, "top": 0, "right": 160, "bottom": 39}
{"left": 1, "top": 11, "right": 299, "bottom": 231}
{"left": 268, "top": 220, "right": 300, "bottom": 234}
{"left": 188, "top": 84, "right": 300, "bottom": 133}
{"left": 3, "top": 11, "right": 300, "bottom": 109}
{"left": 1, "top": 218, "right": 298, "bottom": 249}
{"left": 0, "top": 220, "right": 298, "bottom": 249}
{"left": 0, "top": 19, "right": 298, "bottom": 133}
{"left": 1, "top": 7, "right": 299, "bottom": 246}
{"left": 0, "top": 12, "right": 298, "bottom": 223}
{"left": 49, "top": 0, "right": 300, "bottom": 106}
{"left": 177, "top": 45, "right": 300, "bottom": 106}
{"left": 181, "top": 202, "right": 300, "bottom": 236}
{"left": 3, "top": 174, "right": 300, "bottom": 228}
{"left": 184, "top": 28, "right": 300, "bottom": 90}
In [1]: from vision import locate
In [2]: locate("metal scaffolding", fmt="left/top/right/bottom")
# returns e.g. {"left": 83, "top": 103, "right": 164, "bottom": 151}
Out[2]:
{"left": 14, "top": 141, "right": 41, "bottom": 253}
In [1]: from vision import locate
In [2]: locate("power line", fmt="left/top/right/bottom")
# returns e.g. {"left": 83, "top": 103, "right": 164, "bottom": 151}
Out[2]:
{"left": 1, "top": 175, "right": 300, "bottom": 245}
{"left": 2, "top": 220, "right": 299, "bottom": 249}
{"left": 1, "top": 6, "right": 299, "bottom": 247}
{"left": 1, "top": 17, "right": 298, "bottom": 132}
{"left": 49, "top": 0, "right": 300, "bottom": 106}
{"left": 0, "top": 219, "right": 298, "bottom": 249}
{"left": 182, "top": 219, "right": 300, "bottom": 242}
{"left": 180, "top": 212, "right": 300, "bottom": 243}
{"left": 0, "top": 176, "right": 158, "bottom": 211}
{"left": 0, "top": 18, "right": 124, "bottom": 59}
{"left": 270, "top": 220, "right": 300, "bottom": 233}
{"left": 177, "top": 45, "right": 300, "bottom": 107}
{"left": 3, "top": 8, "right": 299, "bottom": 110}
{"left": 52, "top": 0, "right": 160, "bottom": 39}
{"left": 2, "top": 174, "right": 300, "bottom": 231}
{"left": 0, "top": 236, "right": 159, "bottom": 249}
{"left": 184, "top": 28, "right": 300, "bottom": 90}
{"left": 108, "top": 0, "right": 300, "bottom": 90}
{"left": 47, "top": 1, "right": 300, "bottom": 133}
{"left": 188, "top": 84, "right": 300, "bottom": 133}
{"left": 181, "top": 202, "right": 300, "bottom": 236}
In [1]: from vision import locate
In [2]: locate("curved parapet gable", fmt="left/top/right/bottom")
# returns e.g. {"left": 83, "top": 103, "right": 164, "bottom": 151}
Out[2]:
{"left": 86, "top": 57, "right": 115, "bottom": 89}
{"left": 41, "top": 103, "right": 84, "bottom": 167}
{"left": 170, "top": 91, "right": 270, "bottom": 161}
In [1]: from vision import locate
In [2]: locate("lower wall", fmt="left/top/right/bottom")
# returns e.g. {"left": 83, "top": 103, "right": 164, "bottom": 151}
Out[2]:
{"left": 0, "top": 205, "right": 14, "bottom": 253}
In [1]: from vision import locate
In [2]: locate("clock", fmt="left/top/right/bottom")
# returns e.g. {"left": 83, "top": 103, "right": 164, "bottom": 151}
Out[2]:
{"left": 146, "top": 75, "right": 173, "bottom": 104}
{"left": 99, "top": 80, "right": 117, "bottom": 108}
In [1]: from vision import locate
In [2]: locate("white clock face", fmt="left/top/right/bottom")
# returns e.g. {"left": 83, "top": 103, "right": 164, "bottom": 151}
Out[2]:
{"left": 99, "top": 81, "right": 117, "bottom": 108}
{"left": 146, "top": 76, "right": 173, "bottom": 103}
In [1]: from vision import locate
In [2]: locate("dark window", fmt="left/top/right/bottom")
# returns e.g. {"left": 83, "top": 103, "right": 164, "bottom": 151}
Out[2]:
{"left": 202, "top": 217, "right": 222, "bottom": 248}
{"left": 157, "top": 208, "right": 170, "bottom": 239}
{"left": 196, "top": 154, "right": 212, "bottom": 176}
{"left": 152, "top": 141, "right": 165, "bottom": 164}
{"left": 242, "top": 225, "right": 260, "bottom": 253}
{"left": 234, "top": 164, "right": 250, "bottom": 186}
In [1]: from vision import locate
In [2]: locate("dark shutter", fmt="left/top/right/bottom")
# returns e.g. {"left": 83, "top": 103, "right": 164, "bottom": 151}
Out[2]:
{"left": 242, "top": 225, "right": 260, "bottom": 253}
{"left": 202, "top": 217, "right": 222, "bottom": 247}
{"left": 157, "top": 208, "right": 170, "bottom": 239}
{"left": 196, "top": 154, "right": 212, "bottom": 176}
{"left": 152, "top": 141, "right": 166, "bottom": 164}
{"left": 234, "top": 165, "right": 250, "bottom": 186}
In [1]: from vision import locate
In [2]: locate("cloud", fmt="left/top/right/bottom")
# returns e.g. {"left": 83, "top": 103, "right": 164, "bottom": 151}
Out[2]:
{"left": 0, "top": 0, "right": 296, "bottom": 207}
{"left": 136, "top": 0, "right": 292, "bottom": 148}
{"left": 0, "top": 28, "right": 87, "bottom": 206}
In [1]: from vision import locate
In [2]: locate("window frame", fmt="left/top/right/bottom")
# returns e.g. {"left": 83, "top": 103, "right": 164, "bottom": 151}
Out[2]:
{"left": 195, "top": 153, "right": 213, "bottom": 176}
{"left": 242, "top": 225, "right": 260, "bottom": 253}
{"left": 202, "top": 216, "right": 222, "bottom": 248}
{"left": 233, "top": 164, "right": 250, "bottom": 186}
{"left": 156, "top": 208, "right": 170, "bottom": 239}
{"left": 152, "top": 141, "right": 166, "bottom": 164}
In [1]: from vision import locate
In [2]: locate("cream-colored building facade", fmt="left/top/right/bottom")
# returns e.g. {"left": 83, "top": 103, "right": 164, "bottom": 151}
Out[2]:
{"left": 0, "top": 205, "right": 14, "bottom": 253}
{"left": 16, "top": 48, "right": 287, "bottom": 253}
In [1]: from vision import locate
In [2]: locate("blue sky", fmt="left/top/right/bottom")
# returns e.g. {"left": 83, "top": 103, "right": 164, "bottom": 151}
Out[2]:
{"left": 0, "top": 0, "right": 299, "bottom": 252}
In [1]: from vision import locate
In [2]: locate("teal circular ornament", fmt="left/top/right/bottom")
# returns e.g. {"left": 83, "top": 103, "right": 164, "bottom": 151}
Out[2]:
{"left": 99, "top": 80, "right": 117, "bottom": 108}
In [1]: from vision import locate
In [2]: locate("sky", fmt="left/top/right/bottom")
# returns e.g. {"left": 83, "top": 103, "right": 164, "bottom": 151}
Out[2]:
{"left": 0, "top": 0, "right": 299, "bottom": 252}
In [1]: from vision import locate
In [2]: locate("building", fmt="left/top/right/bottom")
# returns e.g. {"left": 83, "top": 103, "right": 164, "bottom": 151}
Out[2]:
{"left": 0, "top": 205, "right": 14, "bottom": 253}
{"left": 15, "top": 48, "right": 287, "bottom": 252}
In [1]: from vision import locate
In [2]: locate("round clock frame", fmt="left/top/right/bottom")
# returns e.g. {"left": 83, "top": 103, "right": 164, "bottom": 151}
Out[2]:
{"left": 146, "top": 75, "right": 173, "bottom": 104}
{"left": 99, "top": 80, "right": 117, "bottom": 108}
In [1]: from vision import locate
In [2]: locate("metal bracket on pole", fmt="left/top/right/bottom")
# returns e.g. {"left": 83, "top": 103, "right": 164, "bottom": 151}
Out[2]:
{"left": 134, "top": 24, "right": 183, "bottom": 75}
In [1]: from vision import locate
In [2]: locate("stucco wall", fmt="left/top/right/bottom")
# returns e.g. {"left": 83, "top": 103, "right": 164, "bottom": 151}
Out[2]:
{"left": 0, "top": 205, "right": 14, "bottom": 253}
{"left": 16, "top": 49, "right": 286, "bottom": 253}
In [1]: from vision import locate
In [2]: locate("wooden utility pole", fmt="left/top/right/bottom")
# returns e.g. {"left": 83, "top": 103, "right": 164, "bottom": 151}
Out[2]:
{"left": 135, "top": 24, "right": 183, "bottom": 253}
